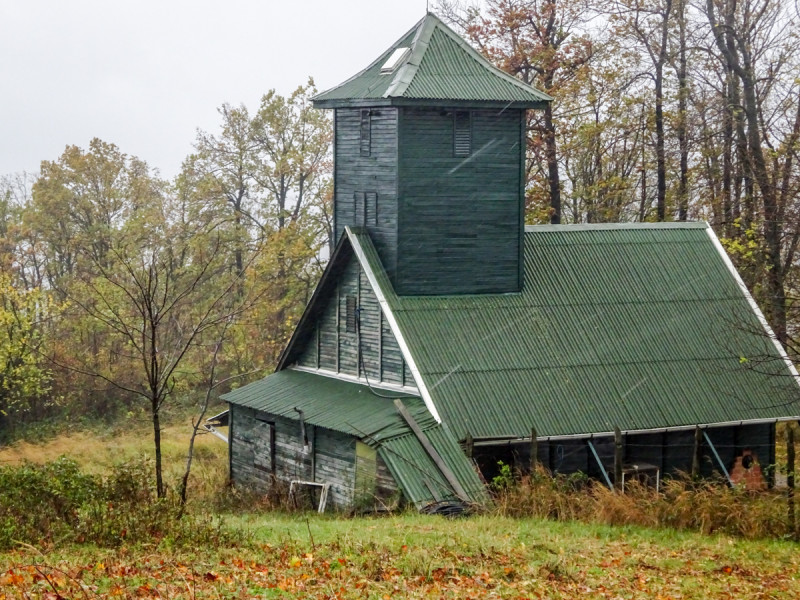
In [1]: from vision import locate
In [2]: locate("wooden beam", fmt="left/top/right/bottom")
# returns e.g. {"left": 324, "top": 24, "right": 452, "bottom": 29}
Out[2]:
{"left": 614, "top": 427, "right": 623, "bottom": 491}
{"left": 788, "top": 424, "right": 796, "bottom": 540}
{"left": 394, "top": 399, "right": 471, "bottom": 503}
{"left": 464, "top": 432, "right": 474, "bottom": 459}
{"left": 530, "top": 427, "right": 538, "bottom": 473}
{"left": 587, "top": 440, "right": 613, "bottom": 489}
{"left": 691, "top": 426, "right": 702, "bottom": 478}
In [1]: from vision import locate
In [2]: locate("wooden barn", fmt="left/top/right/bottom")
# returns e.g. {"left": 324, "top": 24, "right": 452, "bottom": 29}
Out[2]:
{"left": 222, "top": 13, "right": 800, "bottom": 512}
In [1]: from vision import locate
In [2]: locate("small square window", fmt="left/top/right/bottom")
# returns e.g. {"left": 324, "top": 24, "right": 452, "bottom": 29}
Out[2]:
{"left": 454, "top": 110, "right": 471, "bottom": 157}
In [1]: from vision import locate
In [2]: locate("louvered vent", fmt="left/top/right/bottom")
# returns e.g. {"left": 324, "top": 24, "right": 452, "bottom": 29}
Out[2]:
{"left": 454, "top": 111, "right": 471, "bottom": 157}
{"left": 360, "top": 109, "right": 371, "bottom": 157}
{"left": 345, "top": 295, "right": 358, "bottom": 333}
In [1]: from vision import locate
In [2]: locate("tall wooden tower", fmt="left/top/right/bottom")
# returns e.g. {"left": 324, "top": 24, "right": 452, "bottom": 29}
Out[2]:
{"left": 313, "top": 14, "right": 549, "bottom": 295}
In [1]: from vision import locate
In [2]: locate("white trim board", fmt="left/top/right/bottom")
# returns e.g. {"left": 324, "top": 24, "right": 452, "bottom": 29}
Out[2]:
{"left": 705, "top": 225, "right": 800, "bottom": 387}
{"left": 346, "top": 227, "right": 442, "bottom": 423}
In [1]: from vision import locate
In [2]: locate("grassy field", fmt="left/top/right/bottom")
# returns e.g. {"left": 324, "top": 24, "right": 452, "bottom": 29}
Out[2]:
{"left": 1, "top": 424, "right": 799, "bottom": 598}
{"left": 1, "top": 513, "right": 799, "bottom": 598}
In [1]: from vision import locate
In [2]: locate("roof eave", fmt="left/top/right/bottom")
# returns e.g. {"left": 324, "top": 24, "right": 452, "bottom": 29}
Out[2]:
{"left": 313, "top": 97, "right": 548, "bottom": 110}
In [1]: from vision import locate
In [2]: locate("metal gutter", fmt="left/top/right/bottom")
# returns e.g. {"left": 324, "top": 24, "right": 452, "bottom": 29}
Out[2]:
{"left": 346, "top": 227, "right": 442, "bottom": 423}
{"left": 469, "top": 417, "right": 799, "bottom": 446}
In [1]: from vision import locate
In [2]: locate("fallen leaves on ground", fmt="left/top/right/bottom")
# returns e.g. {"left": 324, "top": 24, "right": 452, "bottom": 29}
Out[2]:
{"left": 1, "top": 535, "right": 798, "bottom": 599}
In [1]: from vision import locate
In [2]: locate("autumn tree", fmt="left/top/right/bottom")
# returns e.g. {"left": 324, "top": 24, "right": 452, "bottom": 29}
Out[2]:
{"left": 0, "top": 274, "right": 53, "bottom": 436}
{"left": 31, "top": 141, "right": 262, "bottom": 497}
{"left": 439, "top": 0, "right": 594, "bottom": 223}
{"left": 188, "top": 81, "right": 332, "bottom": 375}
{"left": 701, "top": 0, "right": 800, "bottom": 350}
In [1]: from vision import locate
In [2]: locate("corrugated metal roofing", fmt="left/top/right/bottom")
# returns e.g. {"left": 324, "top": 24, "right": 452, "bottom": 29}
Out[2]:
{"left": 347, "top": 223, "right": 800, "bottom": 440}
{"left": 222, "top": 369, "right": 430, "bottom": 442}
{"left": 223, "top": 369, "right": 487, "bottom": 506}
{"left": 379, "top": 425, "right": 488, "bottom": 508}
{"left": 313, "top": 13, "right": 550, "bottom": 107}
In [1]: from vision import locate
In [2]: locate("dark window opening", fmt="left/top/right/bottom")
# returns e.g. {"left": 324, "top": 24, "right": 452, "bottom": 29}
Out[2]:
{"left": 345, "top": 295, "right": 358, "bottom": 333}
{"left": 360, "top": 109, "right": 371, "bottom": 157}
{"left": 254, "top": 418, "right": 276, "bottom": 474}
{"left": 454, "top": 110, "right": 471, "bottom": 157}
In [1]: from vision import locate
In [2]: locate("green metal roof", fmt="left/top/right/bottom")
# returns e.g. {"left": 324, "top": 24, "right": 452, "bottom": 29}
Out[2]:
{"left": 222, "top": 369, "right": 430, "bottom": 442}
{"left": 379, "top": 425, "right": 489, "bottom": 509}
{"left": 223, "top": 369, "right": 486, "bottom": 507}
{"left": 347, "top": 223, "right": 800, "bottom": 440}
{"left": 313, "top": 13, "right": 550, "bottom": 108}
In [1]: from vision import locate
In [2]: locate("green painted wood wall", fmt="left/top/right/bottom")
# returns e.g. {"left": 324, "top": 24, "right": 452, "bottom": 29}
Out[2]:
{"left": 334, "top": 105, "right": 526, "bottom": 296}
{"left": 396, "top": 107, "right": 525, "bottom": 295}
{"left": 334, "top": 108, "right": 400, "bottom": 280}
{"left": 296, "top": 253, "right": 411, "bottom": 387}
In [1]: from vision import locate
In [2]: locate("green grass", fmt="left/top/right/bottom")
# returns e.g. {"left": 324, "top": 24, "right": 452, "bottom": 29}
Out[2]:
{"left": 2, "top": 424, "right": 800, "bottom": 598}
{"left": 2, "top": 513, "right": 799, "bottom": 598}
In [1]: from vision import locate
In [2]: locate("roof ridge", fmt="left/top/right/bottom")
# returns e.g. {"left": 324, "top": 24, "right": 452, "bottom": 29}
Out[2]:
{"left": 421, "top": 13, "right": 552, "bottom": 101}
{"left": 384, "top": 14, "right": 438, "bottom": 98}
{"left": 313, "top": 16, "right": 425, "bottom": 102}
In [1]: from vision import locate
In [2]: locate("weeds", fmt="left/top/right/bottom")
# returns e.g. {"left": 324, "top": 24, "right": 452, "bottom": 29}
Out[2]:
{"left": 0, "top": 456, "right": 242, "bottom": 551}
{"left": 493, "top": 466, "right": 794, "bottom": 540}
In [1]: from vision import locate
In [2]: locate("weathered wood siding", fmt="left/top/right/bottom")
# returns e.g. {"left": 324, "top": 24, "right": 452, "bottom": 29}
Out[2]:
{"left": 334, "top": 108, "right": 399, "bottom": 280}
{"left": 296, "top": 253, "right": 412, "bottom": 387}
{"left": 229, "top": 404, "right": 400, "bottom": 510}
{"left": 396, "top": 107, "right": 524, "bottom": 295}
{"left": 314, "top": 426, "right": 357, "bottom": 508}
{"left": 230, "top": 407, "right": 312, "bottom": 493}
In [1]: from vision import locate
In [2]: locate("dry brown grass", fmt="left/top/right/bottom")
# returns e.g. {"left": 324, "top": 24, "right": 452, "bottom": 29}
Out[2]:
{"left": 494, "top": 467, "right": 794, "bottom": 539}
{"left": 0, "top": 420, "right": 229, "bottom": 505}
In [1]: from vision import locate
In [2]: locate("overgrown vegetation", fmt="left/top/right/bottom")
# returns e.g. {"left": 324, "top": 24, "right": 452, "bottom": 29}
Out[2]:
{"left": 1, "top": 510, "right": 800, "bottom": 598}
{"left": 493, "top": 468, "right": 795, "bottom": 540}
{"left": 0, "top": 456, "right": 240, "bottom": 551}
{"left": 1, "top": 428, "right": 799, "bottom": 597}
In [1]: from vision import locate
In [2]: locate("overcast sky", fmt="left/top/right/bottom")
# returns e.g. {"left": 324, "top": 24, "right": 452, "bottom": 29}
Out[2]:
{"left": 0, "top": 0, "right": 427, "bottom": 180}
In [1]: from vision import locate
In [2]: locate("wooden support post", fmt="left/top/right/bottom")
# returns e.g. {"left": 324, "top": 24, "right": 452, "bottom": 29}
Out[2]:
{"left": 395, "top": 399, "right": 471, "bottom": 503}
{"left": 614, "top": 427, "right": 623, "bottom": 491}
{"left": 587, "top": 440, "right": 613, "bottom": 489}
{"left": 530, "top": 427, "right": 538, "bottom": 474}
{"left": 787, "top": 424, "right": 796, "bottom": 540}
{"left": 464, "top": 432, "right": 474, "bottom": 459}
{"left": 691, "top": 426, "right": 702, "bottom": 478}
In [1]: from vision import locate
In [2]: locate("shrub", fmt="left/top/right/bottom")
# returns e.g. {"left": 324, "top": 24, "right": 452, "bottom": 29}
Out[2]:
{"left": 0, "top": 456, "right": 242, "bottom": 550}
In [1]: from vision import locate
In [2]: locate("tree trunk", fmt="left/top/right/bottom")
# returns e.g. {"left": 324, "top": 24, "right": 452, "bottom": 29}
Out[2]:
{"left": 676, "top": 0, "right": 689, "bottom": 221}
{"left": 544, "top": 102, "right": 561, "bottom": 224}
{"left": 152, "top": 398, "right": 165, "bottom": 499}
{"left": 655, "top": 68, "right": 667, "bottom": 221}
{"left": 706, "top": 0, "right": 787, "bottom": 345}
